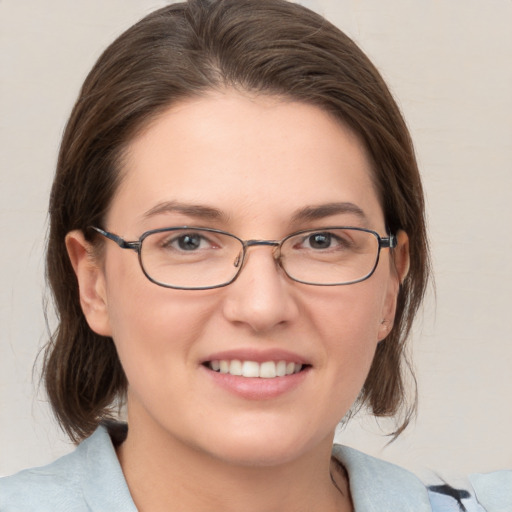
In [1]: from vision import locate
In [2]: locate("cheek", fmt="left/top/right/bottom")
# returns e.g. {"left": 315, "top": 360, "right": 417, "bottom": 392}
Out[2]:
{"left": 306, "top": 279, "right": 389, "bottom": 398}
{"left": 101, "top": 256, "right": 209, "bottom": 379}
{"left": 310, "top": 280, "right": 386, "bottom": 349}
{"left": 105, "top": 288, "right": 220, "bottom": 430}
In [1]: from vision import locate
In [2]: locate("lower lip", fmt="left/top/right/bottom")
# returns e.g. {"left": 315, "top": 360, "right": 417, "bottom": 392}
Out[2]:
{"left": 202, "top": 365, "right": 310, "bottom": 400}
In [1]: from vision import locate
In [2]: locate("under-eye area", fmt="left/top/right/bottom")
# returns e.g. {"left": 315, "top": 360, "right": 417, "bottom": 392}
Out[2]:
{"left": 203, "top": 360, "right": 311, "bottom": 378}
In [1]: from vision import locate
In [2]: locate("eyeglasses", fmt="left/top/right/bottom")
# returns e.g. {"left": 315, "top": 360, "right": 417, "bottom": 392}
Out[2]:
{"left": 90, "top": 226, "right": 396, "bottom": 290}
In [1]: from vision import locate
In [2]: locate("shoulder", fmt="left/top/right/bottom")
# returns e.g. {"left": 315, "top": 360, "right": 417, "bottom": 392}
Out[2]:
{"left": 469, "top": 469, "right": 512, "bottom": 511}
{"left": 0, "top": 458, "right": 85, "bottom": 511}
{"left": 428, "top": 471, "right": 512, "bottom": 512}
{"left": 332, "top": 444, "right": 495, "bottom": 512}
{"left": 0, "top": 438, "right": 90, "bottom": 511}
{"left": 0, "top": 425, "right": 136, "bottom": 512}
{"left": 427, "top": 482, "right": 487, "bottom": 512}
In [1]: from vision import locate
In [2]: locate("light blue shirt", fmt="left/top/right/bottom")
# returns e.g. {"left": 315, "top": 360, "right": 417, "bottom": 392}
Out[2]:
{"left": 0, "top": 426, "right": 509, "bottom": 511}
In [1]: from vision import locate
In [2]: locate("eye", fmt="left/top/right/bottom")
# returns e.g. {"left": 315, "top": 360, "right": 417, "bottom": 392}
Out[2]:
{"left": 160, "top": 231, "right": 214, "bottom": 252}
{"left": 305, "top": 232, "right": 334, "bottom": 249}
{"left": 300, "top": 231, "right": 351, "bottom": 250}
{"left": 175, "top": 233, "right": 204, "bottom": 251}
{"left": 290, "top": 230, "right": 357, "bottom": 254}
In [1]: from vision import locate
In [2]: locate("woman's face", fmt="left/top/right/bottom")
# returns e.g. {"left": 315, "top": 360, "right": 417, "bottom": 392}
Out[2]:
{"left": 73, "top": 90, "right": 405, "bottom": 466}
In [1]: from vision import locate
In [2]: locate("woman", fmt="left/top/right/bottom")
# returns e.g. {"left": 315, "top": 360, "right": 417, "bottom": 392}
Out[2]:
{"left": 0, "top": 0, "right": 501, "bottom": 510}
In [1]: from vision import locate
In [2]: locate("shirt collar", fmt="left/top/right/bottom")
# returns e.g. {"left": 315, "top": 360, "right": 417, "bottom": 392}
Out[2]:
{"left": 333, "top": 444, "right": 432, "bottom": 512}
{"left": 82, "top": 427, "right": 434, "bottom": 511}
{"left": 80, "top": 425, "right": 137, "bottom": 511}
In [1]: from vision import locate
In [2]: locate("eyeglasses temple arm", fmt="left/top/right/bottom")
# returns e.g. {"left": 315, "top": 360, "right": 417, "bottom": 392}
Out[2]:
{"left": 380, "top": 234, "right": 397, "bottom": 249}
{"left": 89, "top": 226, "right": 140, "bottom": 251}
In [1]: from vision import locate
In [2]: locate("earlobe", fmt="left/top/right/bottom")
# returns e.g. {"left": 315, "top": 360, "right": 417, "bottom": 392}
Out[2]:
{"left": 377, "top": 318, "right": 392, "bottom": 339}
{"left": 65, "top": 230, "right": 112, "bottom": 337}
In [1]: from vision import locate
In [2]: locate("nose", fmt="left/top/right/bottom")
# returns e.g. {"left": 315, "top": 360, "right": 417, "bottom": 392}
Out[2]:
{"left": 222, "top": 245, "right": 299, "bottom": 333}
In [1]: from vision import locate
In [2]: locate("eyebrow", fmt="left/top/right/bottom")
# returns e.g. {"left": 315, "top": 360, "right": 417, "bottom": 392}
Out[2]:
{"left": 291, "top": 202, "right": 368, "bottom": 223}
{"left": 142, "top": 201, "right": 228, "bottom": 221}
{"left": 142, "top": 200, "right": 367, "bottom": 225}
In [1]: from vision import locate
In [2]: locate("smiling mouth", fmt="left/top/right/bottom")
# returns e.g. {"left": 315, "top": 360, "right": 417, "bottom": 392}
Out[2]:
{"left": 204, "top": 360, "right": 307, "bottom": 378}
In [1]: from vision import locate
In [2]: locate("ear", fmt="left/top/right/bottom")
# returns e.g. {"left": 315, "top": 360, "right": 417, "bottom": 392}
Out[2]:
{"left": 65, "top": 230, "right": 112, "bottom": 337}
{"left": 377, "top": 230, "right": 410, "bottom": 341}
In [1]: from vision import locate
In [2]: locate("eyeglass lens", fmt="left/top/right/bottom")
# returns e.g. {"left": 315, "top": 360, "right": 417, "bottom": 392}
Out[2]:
{"left": 139, "top": 228, "right": 381, "bottom": 289}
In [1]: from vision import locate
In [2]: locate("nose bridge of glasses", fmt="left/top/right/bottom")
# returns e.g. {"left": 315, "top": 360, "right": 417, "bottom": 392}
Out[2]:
{"left": 244, "top": 239, "right": 280, "bottom": 249}
{"left": 234, "top": 239, "right": 281, "bottom": 269}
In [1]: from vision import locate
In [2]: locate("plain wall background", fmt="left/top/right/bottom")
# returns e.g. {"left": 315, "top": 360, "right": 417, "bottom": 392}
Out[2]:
{"left": 1, "top": 0, "right": 511, "bottom": 478}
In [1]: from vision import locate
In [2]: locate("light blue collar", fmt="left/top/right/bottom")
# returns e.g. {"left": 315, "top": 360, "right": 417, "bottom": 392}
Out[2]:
{"left": 84, "top": 429, "right": 435, "bottom": 511}
{"left": 73, "top": 425, "right": 137, "bottom": 511}
{"left": 83, "top": 429, "right": 436, "bottom": 511}
{"left": 332, "top": 444, "right": 432, "bottom": 511}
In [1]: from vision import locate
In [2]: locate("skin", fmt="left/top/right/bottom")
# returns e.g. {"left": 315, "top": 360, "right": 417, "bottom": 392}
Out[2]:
{"left": 67, "top": 90, "right": 409, "bottom": 512}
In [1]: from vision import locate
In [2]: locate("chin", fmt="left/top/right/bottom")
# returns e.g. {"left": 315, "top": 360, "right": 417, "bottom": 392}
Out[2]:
{"left": 209, "top": 441, "right": 306, "bottom": 468}
{"left": 195, "top": 420, "right": 333, "bottom": 468}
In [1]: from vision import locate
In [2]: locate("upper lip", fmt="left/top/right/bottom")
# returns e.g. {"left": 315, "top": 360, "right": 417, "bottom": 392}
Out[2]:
{"left": 201, "top": 348, "right": 310, "bottom": 365}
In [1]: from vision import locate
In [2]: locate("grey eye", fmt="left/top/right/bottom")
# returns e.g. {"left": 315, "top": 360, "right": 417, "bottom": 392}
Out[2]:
{"left": 176, "top": 234, "right": 203, "bottom": 251}
{"left": 307, "top": 233, "right": 332, "bottom": 249}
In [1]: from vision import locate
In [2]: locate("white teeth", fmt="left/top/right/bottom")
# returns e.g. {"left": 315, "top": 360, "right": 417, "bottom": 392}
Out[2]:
{"left": 242, "top": 361, "right": 260, "bottom": 378}
{"left": 208, "top": 359, "right": 304, "bottom": 378}
{"left": 259, "top": 361, "right": 276, "bottom": 379}
{"left": 229, "top": 360, "right": 243, "bottom": 376}
{"left": 276, "top": 360, "right": 287, "bottom": 377}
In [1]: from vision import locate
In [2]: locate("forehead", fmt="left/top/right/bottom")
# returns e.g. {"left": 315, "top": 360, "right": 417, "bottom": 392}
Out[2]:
{"left": 109, "top": 90, "right": 383, "bottom": 234}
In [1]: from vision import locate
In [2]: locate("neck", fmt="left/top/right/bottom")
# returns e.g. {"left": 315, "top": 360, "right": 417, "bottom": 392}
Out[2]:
{"left": 116, "top": 414, "right": 352, "bottom": 512}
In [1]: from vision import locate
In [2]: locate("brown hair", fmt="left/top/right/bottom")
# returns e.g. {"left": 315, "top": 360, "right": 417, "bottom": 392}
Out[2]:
{"left": 44, "top": 0, "right": 429, "bottom": 443}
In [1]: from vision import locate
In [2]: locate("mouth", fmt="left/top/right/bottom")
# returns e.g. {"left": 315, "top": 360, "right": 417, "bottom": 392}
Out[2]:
{"left": 204, "top": 360, "right": 308, "bottom": 379}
